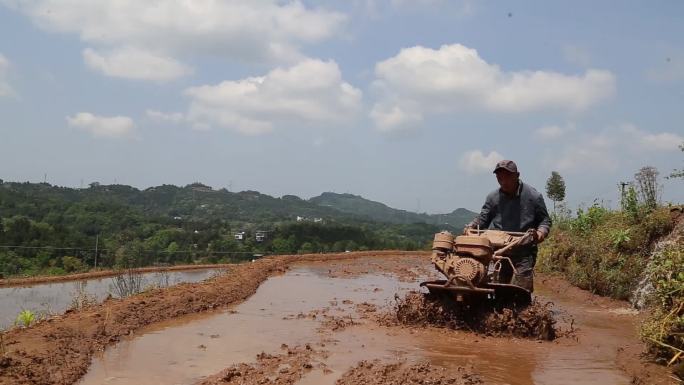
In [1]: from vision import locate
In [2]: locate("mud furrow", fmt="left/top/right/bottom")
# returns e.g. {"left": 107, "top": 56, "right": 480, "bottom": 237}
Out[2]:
{"left": 0, "top": 251, "right": 424, "bottom": 385}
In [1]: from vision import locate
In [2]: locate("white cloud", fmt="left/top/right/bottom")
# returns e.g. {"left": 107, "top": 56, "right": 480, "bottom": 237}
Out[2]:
{"left": 83, "top": 47, "right": 191, "bottom": 82}
{"left": 4, "top": 0, "right": 346, "bottom": 80}
{"left": 371, "top": 44, "right": 615, "bottom": 130}
{"left": 370, "top": 104, "right": 422, "bottom": 131}
{"left": 0, "top": 54, "right": 14, "bottom": 97}
{"left": 535, "top": 123, "right": 575, "bottom": 140}
{"left": 146, "top": 110, "right": 185, "bottom": 124}
{"left": 553, "top": 123, "right": 683, "bottom": 173}
{"left": 184, "top": 59, "right": 362, "bottom": 135}
{"left": 459, "top": 150, "right": 504, "bottom": 174}
{"left": 621, "top": 123, "right": 684, "bottom": 151}
{"left": 66, "top": 112, "right": 136, "bottom": 139}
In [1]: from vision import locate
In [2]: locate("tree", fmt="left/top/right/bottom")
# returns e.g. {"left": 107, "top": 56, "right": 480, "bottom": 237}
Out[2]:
{"left": 545, "top": 171, "right": 566, "bottom": 212}
{"left": 634, "top": 166, "right": 661, "bottom": 210}
{"left": 668, "top": 142, "right": 684, "bottom": 180}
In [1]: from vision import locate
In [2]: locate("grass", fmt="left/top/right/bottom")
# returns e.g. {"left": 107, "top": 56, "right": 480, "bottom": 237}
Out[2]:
{"left": 538, "top": 204, "right": 681, "bottom": 369}
{"left": 14, "top": 310, "right": 35, "bottom": 328}
{"left": 537, "top": 205, "right": 672, "bottom": 299}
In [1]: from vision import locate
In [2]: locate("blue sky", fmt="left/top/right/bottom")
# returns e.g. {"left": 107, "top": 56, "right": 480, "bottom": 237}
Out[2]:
{"left": 0, "top": 0, "right": 682, "bottom": 213}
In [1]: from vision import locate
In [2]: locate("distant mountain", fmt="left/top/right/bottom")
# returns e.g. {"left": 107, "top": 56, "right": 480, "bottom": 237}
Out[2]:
{"left": 309, "top": 192, "right": 476, "bottom": 229}
{"left": 0, "top": 181, "right": 475, "bottom": 230}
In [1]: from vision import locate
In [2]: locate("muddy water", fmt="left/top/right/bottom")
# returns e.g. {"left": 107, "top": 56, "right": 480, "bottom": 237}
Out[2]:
{"left": 78, "top": 263, "right": 635, "bottom": 385}
{"left": 0, "top": 269, "right": 224, "bottom": 328}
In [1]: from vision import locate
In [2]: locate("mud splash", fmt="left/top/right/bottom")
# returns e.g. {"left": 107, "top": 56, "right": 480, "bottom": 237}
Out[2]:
{"left": 384, "top": 291, "right": 559, "bottom": 340}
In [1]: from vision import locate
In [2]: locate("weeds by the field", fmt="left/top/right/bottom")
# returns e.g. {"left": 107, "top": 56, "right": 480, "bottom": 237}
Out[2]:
{"left": 538, "top": 205, "right": 673, "bottom": 299}
{"left": 639, "top": 241, "right": 684, "bottom": 372}
{"left": 539, "top": 204, "right": 682, "bottom": 371}
{"left": 109, "top": 268, "right": 144, "bottom": 298}
{"left": 69, "top": 281, "right": 98, "bottom": 310}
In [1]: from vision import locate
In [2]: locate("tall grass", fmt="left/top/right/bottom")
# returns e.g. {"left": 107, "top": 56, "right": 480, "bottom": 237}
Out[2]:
{"left": 538, "top": 205, "right": 672, "bottom": 299}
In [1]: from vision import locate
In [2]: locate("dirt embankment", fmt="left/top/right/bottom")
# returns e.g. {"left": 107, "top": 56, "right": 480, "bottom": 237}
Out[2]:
{"left": 0, "top": 249, "right": 425, "bottom": 288}
{"left": 0, "top": 251, "right": 426, "bottom": 385}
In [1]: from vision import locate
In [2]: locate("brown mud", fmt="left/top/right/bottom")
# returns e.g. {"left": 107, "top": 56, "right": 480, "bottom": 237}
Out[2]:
{"left": 384, "top": 291, "right": 560, "bottom": 340}
{"left": 0, "top": 251, "right": 423, "bottom": 385}
{"left": 0, "top": 251, "right": 676, "bottom": 385}
{"left": 335, "top": 360, "right": 482, "bottom": 385}
{"left": 196, "top": 345, "right": 318, "bottom": 385}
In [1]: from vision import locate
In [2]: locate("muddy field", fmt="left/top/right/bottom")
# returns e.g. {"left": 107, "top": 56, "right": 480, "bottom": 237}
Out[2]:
{"left": 0, "top": 251, "right": 677, "bottom": 385}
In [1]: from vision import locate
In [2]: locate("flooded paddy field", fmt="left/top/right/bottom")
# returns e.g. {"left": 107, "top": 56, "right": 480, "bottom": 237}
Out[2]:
{"left": 0, "top": 251, "right": 674, "bottom": 385}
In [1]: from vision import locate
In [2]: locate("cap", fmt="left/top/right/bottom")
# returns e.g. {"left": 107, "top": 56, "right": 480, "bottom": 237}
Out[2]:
{"left": 493, "top": 160, "right": 518, "bottom": 174}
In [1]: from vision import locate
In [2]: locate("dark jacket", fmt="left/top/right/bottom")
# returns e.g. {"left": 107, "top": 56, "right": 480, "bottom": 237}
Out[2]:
{"left": 470, "top": 181, "right": 552, "bottom": 255}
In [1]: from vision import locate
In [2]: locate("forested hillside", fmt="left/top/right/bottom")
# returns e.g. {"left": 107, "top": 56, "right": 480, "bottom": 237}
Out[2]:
{"left": 309, "top": 192, "right": 475, "bottom": 227}
{"left": 0, "top": 181, "right": 474, "bottom": 277}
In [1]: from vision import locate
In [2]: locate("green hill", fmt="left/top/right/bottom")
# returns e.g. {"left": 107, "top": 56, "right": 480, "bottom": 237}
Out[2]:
{"left": 309, "top": 192, "right": 476, "bottom": 229}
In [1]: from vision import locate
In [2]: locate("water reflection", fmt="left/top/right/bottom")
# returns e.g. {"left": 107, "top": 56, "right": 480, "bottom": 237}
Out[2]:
{"left": 0, "top": 269, "right": 225, "bottom": 328}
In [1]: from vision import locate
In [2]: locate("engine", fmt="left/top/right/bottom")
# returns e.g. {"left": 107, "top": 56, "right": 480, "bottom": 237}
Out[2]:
{"left": 431, "top": 231, "right": 493, "bottom": 286}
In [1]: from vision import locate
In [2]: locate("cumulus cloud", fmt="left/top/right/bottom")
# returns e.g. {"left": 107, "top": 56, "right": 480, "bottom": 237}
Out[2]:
{"left": 66, "top": 112, "right": 136, "bottom": 139}
{"left": 621, "top": 123, "right": 684, "bottom": 151}
{"left": 535, "top": 123, "right": 576, "bottom": 140}
{"left": 4, "top": 0, "right": 346, "bottom": 80}
{"left": 371, "top": 44, "right": 615, "bottom": 130}
{"left": 553, "top": 123, "right": 683, "bottom": 173}
{"left": 459, "top": 150, "right": 504, "bottom": 174}
{"left": 184, "top": 59, "right": 362, "bottom": 135}
{"left": 0, "top": 54, "right": 14, "bottom": 97}
{"left": 146, "top": 109, "right": 185, "bottom": 124}
{"left": 83, "top": 47, "right": 191, "bottom": 82}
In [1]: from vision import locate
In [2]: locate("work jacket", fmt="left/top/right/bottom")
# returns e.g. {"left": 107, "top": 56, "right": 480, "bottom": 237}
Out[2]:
{"left": 470, "top": 181, "right": 552, "bottom": 256}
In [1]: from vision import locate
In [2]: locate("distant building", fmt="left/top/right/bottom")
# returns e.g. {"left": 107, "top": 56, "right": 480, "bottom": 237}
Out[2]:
{"left": 313, "top": 218, "right": 323, "bottom": 223}
{"left": 234, "top": 231, "right": 246, "bottom": 241}
{"left": 296, "top": 216, "right": 305, "bottom": 222}
{"left": 255, "top": 230, "right": 269, "bottom": 242}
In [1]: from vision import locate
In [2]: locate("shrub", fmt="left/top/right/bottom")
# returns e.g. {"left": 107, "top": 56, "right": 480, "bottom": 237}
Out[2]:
{"left": 538, "top": 207, "right": 673, "bottom": 300}
{"left": 15, "top": 310, "right": 35, "bottom": 327}
{"left": 640, "top": 242, "right": 684, "bottom": 367}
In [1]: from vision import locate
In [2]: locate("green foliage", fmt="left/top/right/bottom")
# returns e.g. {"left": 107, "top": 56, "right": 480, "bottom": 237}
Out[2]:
{"left": 610, "top": 229, "right": 631, "bottom": 249}
{"left": 640, "top": 242, "right": 684, "bottom": 366}
{"left": 569, "top": 204, "right": 608, "bottom": 235}
{"left": 538, "top": 207, "right": 673, "bottom": 299}
{"left": 621, "top": 185, "right": 639, "bottom": 220}
{"left": 545, "top": 171, "right": 566, "bottom": 210}
{"left": 15, "top": 309, "right": 35, "bottom": 327}
{"left": 61, "top": 255, "right": 87, "bottom": 273}
{"left": 0, "top": 181, "right": 441, "bottom": 277}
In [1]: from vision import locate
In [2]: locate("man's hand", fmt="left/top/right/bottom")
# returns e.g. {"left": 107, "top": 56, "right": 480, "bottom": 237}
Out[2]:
{"left": 536, "top": 230, "right": 546, "bottom": 243}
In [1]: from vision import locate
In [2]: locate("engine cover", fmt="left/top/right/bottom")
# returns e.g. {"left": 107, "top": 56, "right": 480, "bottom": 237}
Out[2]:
{"left": 451, "top": 257, "right": 486, "bottom": 284}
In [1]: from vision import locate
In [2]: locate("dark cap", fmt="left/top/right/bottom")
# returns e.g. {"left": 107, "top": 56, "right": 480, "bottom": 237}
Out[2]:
{"left": 493, "top": 160, "right": 518, "bottom": 174}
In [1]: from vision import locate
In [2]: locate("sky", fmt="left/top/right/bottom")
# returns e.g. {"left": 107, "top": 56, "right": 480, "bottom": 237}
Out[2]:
{"left": 0, "top": 0, "right": 682, "bottom": 214}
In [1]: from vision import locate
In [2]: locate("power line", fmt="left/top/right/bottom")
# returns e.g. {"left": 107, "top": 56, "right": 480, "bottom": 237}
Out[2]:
{"left": 0, "top": 245, "right": 263, "bottom": 255}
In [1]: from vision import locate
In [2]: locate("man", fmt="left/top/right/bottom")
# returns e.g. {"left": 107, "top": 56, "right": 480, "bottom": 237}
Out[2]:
{"left": 466, "top": 160, "right": 552, "bottom": 292}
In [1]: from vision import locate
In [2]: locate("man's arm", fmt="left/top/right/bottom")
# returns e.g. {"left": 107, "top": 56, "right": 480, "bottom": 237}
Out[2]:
{"left": 534, "top": 194, "right": 552, "bottom": 242}
{"left": 467, "top": 194, "right": 495, "bottom": 230}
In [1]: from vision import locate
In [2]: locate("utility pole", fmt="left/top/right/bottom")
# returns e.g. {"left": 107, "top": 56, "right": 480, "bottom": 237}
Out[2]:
{"left": 619, "top": 181, "right": 629, "bottom": 209}
{"left": 94, "top": 234, "right": 99, "bottom": 269}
